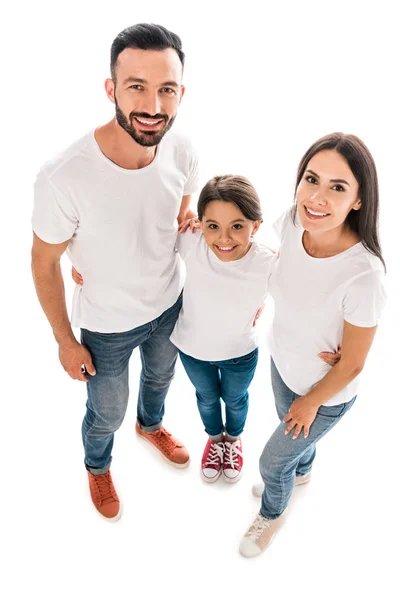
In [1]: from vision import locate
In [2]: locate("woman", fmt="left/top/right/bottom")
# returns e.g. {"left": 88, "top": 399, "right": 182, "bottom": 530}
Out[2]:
{"left": 240, "top": 132, "right": 387, "bottom": 558}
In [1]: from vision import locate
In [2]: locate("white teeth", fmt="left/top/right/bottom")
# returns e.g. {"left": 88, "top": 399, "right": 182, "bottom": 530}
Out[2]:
{"left": 218, "top": 246, "right": 233, "bottom": 250}
{"left": 306, "top": 207, "right": 328, "bottom": 217}
{"left": 136, "top": 118, "right": 161, "bottom": 125}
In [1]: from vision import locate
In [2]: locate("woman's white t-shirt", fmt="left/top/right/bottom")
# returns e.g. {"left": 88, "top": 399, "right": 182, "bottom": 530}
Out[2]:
{"left": 268, "top": 210, "right": 387, "bottom": 406}
{"left": 170, "top": 230, "right": 277, "bottom": 361}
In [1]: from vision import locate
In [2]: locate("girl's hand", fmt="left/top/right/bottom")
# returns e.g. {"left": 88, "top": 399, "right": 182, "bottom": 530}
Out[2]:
{"left": 318, "top": 347, "right": 341, "bottom": 367}
{"left": 72, "top": 266, "right": 84, "bottom": 285}
{"left": 178, "top": 217, "right": 200, "bottom": 233}
{"left": 283, "top": 397, "right": 319, "bottom": 439}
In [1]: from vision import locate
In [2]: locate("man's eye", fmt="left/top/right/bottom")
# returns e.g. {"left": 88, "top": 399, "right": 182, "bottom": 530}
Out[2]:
{"left": 161, "top": 88, "right": 174, "bottom": 94}
{"left": 129, "top": 85, "right": 143, "bottom": 90}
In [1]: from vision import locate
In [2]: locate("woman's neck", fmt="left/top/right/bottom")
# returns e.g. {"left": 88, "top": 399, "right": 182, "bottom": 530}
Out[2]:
{"left": 302, "top": 224, "right": 360, "bottom": 258}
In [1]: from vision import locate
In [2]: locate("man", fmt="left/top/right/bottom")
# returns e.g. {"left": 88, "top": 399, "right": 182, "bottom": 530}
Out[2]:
{"left": 31, "top": 24, "right": 199, "bottom": 521}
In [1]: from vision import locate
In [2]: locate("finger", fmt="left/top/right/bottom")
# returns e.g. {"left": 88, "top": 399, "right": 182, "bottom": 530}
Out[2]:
{"left": 283, "top": 413, "right": 292, "bottom": 423}
{"left": 83, "top": 358, "right": 96, "bottom": 376}
{"left": 292, "top": 423, "right": 303, "bottom": 439}
{"left": 285, "top": 420, "right": 295, "bottom": 435}
{"left": 303, "top": 425, "right": 310, "bottom": 438}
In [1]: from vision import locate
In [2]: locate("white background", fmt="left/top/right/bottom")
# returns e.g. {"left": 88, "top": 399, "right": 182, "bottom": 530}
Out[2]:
{"left": 1, "top": 1, "right": 399, "bottom": 599}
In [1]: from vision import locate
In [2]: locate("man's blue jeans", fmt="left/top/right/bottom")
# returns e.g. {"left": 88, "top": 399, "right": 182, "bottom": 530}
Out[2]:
{"left": 179, "top": 348, "right": 258, "bottom": 438}
{"left": 80, "top": 295, "right": 182, "bottom": 474}
{"left": 259, "top": 359, "right": 356, "bottom": 519}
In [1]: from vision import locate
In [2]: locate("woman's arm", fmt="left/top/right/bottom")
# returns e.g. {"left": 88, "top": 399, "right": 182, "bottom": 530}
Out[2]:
{"left": 283, "top": 321, "right": 378, "bottom": 439}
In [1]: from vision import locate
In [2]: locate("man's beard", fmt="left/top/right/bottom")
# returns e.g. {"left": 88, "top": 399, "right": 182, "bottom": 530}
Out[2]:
{"left": 115, "top": 99, "right": 175, "bottom": 147}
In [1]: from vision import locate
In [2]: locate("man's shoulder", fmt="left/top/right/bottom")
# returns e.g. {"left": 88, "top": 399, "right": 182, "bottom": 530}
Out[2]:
{"left": 162, "top": 128, "right": 197, "bottom": 159}
{"left": 39, "top": 130, "right": 94, "bottom": 182}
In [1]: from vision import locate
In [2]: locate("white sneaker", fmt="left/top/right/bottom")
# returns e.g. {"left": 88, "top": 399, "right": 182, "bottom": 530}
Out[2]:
{"left": 239, "top": 511, "right": 287, "bottom": 558}
{"left": 252, "top": 471, "right": 312, "bottom": 497}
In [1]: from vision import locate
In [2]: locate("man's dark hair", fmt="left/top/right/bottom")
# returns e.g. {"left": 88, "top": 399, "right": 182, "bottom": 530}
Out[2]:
{"left": 110, "top": 23, "right": 185, "bottom": 81}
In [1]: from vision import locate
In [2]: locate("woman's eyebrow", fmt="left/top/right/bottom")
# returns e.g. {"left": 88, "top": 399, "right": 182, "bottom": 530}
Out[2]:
{"left": 306, "top": 169, "right": 350, "bottom": 186}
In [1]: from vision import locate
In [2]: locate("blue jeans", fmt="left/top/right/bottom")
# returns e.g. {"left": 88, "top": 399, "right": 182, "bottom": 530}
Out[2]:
{"left": 179, "top": 348, "right": 258, "bottom": 438}
{"left": 259, "top": 359, "right": 356, "bottom": 519}
{"left": 81, "top": 295, "right": 182, "bottom": 474}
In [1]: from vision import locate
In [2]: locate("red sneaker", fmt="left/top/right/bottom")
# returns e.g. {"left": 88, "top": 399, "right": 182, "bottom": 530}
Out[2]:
{"left": 201, "top": 438, "right": 225, "bottom": 483}
{"left": 87, "top": 471, "right": 121, "bottom": 521}
{"left": 223, "top": 438, "right": 243, "bottom": 483}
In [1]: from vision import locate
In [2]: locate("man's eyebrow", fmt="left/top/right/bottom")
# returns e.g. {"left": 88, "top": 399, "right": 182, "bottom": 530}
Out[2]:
{"left": 306, "top": 169, "right": 350, "bottom": 186}
{"left": 122, "top": 77, "right": 179, "bottom": 88}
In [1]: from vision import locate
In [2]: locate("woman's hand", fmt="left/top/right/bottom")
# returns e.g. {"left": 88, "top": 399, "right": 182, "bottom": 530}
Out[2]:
{"left": 319, "top": 347, "right": 341, "bottom": 366}
{"left": 72, "top": 266, "right": 84, "bottom": 285}
{"left": 283, "top": 396, "right": 319, "bottom": 439}
{"left": 178, "top": 217, "right": 200, "bottom": 233}
{"left": 253, "top": 304, "right": 265, "bottom": 326}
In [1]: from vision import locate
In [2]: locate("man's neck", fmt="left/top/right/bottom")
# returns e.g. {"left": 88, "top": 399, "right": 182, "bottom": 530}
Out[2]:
{"left": 94, "top": 119, "right": 157, "bottom": 170}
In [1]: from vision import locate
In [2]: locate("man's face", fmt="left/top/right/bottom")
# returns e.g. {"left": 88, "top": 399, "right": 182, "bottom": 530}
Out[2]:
{"left": 107, "top": 47, "right": 184, "bottom": 147}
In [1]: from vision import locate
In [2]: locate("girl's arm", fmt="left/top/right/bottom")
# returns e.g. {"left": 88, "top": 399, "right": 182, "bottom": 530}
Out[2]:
{"left": 283, "top": 321, "right": 378, "bottom": 439}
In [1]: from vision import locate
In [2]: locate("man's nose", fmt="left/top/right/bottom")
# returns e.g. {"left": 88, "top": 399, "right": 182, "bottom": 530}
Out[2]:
{"left": 143, "top": 91, "right": 161, "bottom": 116}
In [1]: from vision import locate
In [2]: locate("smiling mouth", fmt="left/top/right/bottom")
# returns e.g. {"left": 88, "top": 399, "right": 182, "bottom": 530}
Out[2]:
{"left": 133, "top": 117, "right": 165, "bottom": 129}
{"left": 214, "top": 245, "right": 238, "bottom": 253}
{"left": 304, "top": 205, "right": 330, "bottom": 219}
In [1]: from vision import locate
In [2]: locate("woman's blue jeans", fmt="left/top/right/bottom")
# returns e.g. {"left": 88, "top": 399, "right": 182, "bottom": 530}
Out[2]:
{"left": 259, "top": 359, "right": 356, "bottom": 519}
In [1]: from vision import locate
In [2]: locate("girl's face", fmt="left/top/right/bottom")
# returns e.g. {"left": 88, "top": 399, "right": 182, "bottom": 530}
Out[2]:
{"left": 296, "top": 150, "right": 361, "bottom": 234}
{"left": 200, "top": 200, "right": 261, "bottom": 262}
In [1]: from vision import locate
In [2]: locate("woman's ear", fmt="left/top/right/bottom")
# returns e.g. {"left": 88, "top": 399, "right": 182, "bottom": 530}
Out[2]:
{"left": 353, "top": 199, "right": 362, "bottom": 211}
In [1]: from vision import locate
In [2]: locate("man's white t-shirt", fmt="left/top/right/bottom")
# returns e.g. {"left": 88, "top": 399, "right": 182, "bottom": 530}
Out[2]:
{"left": 32, "top": 129, "right": 199, "bottom": 333}
{"left": 170, "top": 230, "right": 277, "bottom": 361}
{"left": 268, "top": 210, "right": 387, "bottom": 406}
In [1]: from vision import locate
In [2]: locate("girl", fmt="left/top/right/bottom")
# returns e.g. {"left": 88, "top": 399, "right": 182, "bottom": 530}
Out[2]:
{"left": 72, "top": 175, "right": 339, "bottom": 484}
{"left": 239, "top": 133, "right": 387, "bottom": 558}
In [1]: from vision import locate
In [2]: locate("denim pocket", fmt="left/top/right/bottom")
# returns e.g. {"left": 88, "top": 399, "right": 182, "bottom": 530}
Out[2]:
{"left": 317, "top": 402, "right": 348, "bottom": 419}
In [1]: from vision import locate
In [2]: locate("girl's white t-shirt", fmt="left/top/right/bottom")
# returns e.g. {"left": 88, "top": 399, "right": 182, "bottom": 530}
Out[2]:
{"left": 32, "top": 129, "right": 199, "bottom": 333}
{"left": 268, "top": 210, "right": 387, "bottom": 406}
{"left": 170, "top": 230, "right": 277, "bottom": 361}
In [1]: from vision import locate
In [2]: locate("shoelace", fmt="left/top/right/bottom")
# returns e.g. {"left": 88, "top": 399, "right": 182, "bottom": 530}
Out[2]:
{"left": 246, "top": 514, "right": 271, "bottom": 539}
{"left": 204, "top": 442, "right": 224, "bottom": 466}
{"left": 94, "top": 473, "right": 117, "bottom": 503}
{"left": 152, "top": 429, "right": 178, "bottom": 452}
{"left": 224, "top": 440, "right": 243, "bottom": 469}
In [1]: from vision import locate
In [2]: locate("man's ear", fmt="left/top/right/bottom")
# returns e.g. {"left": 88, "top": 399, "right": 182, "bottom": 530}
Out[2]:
{"left": 105, "top": 78, "right": 116, "bottom": 104}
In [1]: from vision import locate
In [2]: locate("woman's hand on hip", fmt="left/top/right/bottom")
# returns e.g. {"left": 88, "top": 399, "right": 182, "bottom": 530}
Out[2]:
{"left": 283, "top": 397, "right": 319, "bottom": 439}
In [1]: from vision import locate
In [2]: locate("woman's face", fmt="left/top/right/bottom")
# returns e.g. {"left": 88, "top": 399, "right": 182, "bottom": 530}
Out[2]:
{"left": 296, "top": 149, "right": 361, "bottom": 234}
{"left": 200, "top": 200, "right": 260, "bottom": 262}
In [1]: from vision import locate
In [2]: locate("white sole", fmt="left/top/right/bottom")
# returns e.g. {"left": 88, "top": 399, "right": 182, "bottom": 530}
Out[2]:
{"left": 223, "top": 469, "right": 243, "bottom": 484}
{"left": 201, "top": 468, "right": 222, "bottom": 483}
{"left": 136, "top": 430, "right": 190, "bottom": 469}
{"left": 94, "top": 503, "right": 123, "bottom": 523}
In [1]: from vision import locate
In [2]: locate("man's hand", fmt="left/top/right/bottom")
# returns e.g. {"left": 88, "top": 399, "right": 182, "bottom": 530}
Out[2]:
{"left": 283, "top": 396, "right": 319, "bottom": 439}
{"left": 178, "top": 217, "right": 200, "bottom": 233}
{"left": 58, "top": 339, "right": 96, "bottom": 382}
{"left": 72, "top": 266, "right": 83, "bottom": 285}
{"left": 319, "top": 347, "right": 341, "bottom": 366}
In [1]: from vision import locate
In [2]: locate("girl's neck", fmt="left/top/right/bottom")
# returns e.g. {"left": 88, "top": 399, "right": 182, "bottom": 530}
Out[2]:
{"left": 302, "top": 224, "right": 360, "bottom": 258}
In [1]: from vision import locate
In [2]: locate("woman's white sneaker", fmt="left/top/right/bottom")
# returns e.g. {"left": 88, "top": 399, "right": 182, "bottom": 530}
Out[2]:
{"left": 252, "top": 471, "right": 311, "bottom": 497}
{"left": 239, "top": 511, "right": 287, "bottom": 558}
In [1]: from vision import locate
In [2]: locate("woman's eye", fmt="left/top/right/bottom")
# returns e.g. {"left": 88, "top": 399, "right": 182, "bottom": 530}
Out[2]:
{"left": 306, "top": 176, "right": 317, "bottom": 184}
{"left": 332, "top": 184, "right": 345, "bottom": 192}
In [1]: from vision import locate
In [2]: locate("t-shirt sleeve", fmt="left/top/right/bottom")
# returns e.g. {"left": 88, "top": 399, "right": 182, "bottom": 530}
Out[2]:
{"left": 32, "top": 170, "right": 78, "bottom": 244}
{"left": 343, "top": 269, "right": 387, "bottom": 327}
{"left": 272, "top": 209, "right": 292, "bottom": 245}
{"left": 183, "top": 146, "right": 200, "bottom": 196}
{"left": 175, "top": 229, "right": 202, "bottom": 261}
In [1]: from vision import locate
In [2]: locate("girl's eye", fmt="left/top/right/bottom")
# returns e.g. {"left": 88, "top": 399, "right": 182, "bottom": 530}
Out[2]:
{"left": 208, "top": 224, "right": 218, "bottom": 230}
{"left": 233, "top": 224, "right": 243, "bottom": 230}
{"left": 332, "top": 184, "right": 345, "bottom": 192}
{"left": 305, "top": 175, "right": 317, "bottom": 184}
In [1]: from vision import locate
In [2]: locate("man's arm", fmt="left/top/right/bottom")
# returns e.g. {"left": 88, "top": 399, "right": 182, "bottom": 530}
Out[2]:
{"left": 31, "top": 232, "right": 95, "bottom": 382}
{"left": 177, "top": 195, "right": 197, "bottom": 224}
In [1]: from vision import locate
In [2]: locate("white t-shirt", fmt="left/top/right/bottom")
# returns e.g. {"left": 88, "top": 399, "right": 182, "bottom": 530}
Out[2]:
{"left": 170, "top": 230, "right": 277, "bottom": 361}
{"left": 32, "top": 129, "right": 199, "bottom": 333}
{"left": 268, "top": 210, "right": 387, "bottom": 406}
